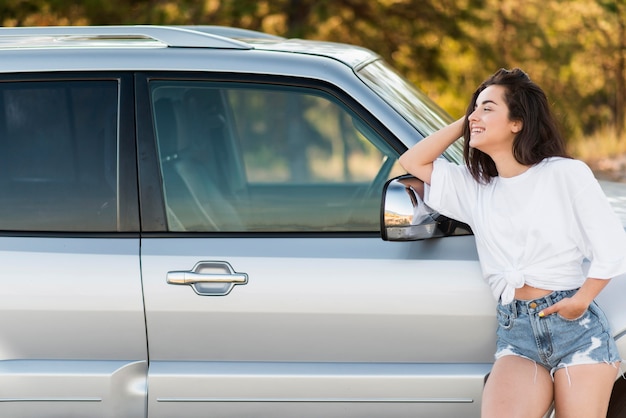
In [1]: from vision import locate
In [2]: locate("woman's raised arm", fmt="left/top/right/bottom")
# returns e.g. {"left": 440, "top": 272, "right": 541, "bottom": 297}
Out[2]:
{"left": 399, "top": 117, "right": 465, "bottom": 184}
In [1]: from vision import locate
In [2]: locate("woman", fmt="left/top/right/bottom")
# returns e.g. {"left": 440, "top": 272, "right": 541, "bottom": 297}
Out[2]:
{"left": 400, "top": 68, "right": 626, "bottom": 417}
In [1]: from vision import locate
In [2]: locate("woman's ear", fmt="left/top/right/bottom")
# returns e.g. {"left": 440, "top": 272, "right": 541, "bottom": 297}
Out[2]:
{"left": 511, "top": 120, "right": 523, "bottom": 133}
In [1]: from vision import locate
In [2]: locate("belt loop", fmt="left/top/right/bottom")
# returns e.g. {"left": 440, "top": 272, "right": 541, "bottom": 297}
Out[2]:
{"left": 550, "top": 290, "right": 563, "bottom": 305}
{"left": 507, "top": 300, "right": 517, "bottom": 319}
{"left": 549, "top": 291, "right": 558, "bottom": 306}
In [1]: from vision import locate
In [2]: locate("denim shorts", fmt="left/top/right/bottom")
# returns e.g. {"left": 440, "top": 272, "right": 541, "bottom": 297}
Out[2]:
{"left": 495, "top": 289, "right": 621, "bottom": 376}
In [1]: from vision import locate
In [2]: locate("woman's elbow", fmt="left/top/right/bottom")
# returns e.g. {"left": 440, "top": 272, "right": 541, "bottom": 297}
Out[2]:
{"left": 398, "top": 152, "right": 411, "bottom": 171}
{"left": 399, "top": 155, "right": 432, "bottom": 183}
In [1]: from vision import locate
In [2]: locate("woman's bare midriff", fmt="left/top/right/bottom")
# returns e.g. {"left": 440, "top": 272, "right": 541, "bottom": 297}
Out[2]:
{"left": 514, "top": 284, "right": 553, "bottom": 301}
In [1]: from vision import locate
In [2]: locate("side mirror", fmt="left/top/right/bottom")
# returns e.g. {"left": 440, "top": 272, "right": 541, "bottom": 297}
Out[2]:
{"left": 380, "top": 175, "right": 472, "bottom": 241}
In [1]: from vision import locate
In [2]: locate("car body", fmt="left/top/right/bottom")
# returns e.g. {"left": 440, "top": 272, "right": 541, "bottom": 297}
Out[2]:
{"left": 0, "top": 25, "right": 624, "bottom": 418}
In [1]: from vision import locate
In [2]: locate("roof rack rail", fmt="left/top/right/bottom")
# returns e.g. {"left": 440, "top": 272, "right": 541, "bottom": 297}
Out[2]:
{"left": 175, "top": 25, "right": 284, "bottom": 41}
{"left": 0, "top": 25, "right": 252, "bottom": 49}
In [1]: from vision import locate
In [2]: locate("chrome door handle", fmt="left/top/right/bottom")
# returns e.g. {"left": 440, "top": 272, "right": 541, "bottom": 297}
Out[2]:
{"left": 166, "top": 261, "right": 248, "bottom": 296}
{"left": 167, "top": 271, "right": 248, "bottom": 285}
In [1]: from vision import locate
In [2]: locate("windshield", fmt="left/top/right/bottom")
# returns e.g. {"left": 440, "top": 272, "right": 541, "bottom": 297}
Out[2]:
{"left": 357, "top": 60, "right": 464, "bottom": 164}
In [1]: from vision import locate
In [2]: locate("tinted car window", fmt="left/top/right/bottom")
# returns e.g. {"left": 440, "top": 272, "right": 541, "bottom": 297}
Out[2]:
{"left": 0, "top": 80, "right": 118, "bottom": 231}
{"left": 150, "top": 80, "right": 403, "bottom": 232}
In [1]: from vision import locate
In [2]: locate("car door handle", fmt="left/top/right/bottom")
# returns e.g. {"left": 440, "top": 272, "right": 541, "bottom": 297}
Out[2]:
{"left": 167, "top": 271, "right": 248, "bottom": 285}
{"left": 166, "top": 261, "right": 248, "bottom": 296}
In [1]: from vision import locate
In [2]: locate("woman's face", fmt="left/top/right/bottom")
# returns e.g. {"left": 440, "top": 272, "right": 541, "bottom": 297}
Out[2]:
{"left": 467, "top": 85, "right": 521, "bottom": 156}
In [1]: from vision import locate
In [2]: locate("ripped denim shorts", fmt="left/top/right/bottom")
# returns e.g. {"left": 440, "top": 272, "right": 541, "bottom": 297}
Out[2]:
{"left": 495, "top": 289, "right": 621, "bottom": 376}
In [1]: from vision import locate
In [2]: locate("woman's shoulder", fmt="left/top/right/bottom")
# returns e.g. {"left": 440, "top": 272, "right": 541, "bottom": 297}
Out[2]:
{"left": 538, "top": 157, "right": 596, "bottom": 188}
{"left": 539, "top": 156, "right": 593, "bottom": 176}
{"left": 432, "top": 158, "right": 480, "bottom": 190}
{"left": 433, "top": 158, "right": 474, "bottom": 177}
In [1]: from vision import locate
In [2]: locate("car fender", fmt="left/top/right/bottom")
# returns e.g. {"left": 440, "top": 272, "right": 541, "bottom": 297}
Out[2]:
{"left": 595, "top": 274, "right": 626, "bottom": 376}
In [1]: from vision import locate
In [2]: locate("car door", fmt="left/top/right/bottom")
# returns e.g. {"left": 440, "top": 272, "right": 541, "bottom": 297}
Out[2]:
{"left": 0, "top": 74, "right": 147, "bottom": 417}
{"left": 137, "top": 73, "right": 495, "bottom": 418}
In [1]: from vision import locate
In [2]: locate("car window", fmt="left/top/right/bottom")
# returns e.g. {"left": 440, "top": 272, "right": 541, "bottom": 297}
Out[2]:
{"left": 358, "top": 60, "right": 464, "bottom": 164}
{"left": 0, "top": 79, "right": 119, "bottom": 231}
{"left": 150, "top": 80, "right": 403, "bottom": 232}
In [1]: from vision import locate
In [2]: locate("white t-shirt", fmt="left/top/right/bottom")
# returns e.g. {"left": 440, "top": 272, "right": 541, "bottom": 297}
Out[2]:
{"left": 426, "top": 156, "right": 626, "bottom": 304}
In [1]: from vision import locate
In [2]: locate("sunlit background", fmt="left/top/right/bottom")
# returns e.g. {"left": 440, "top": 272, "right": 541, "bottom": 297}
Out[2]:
{"left": 3, "top": 0, "right": 626, "bottom": 178}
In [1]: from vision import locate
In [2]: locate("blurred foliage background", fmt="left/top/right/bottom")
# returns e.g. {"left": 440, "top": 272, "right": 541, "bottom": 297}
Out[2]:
{"left": 2, "top": 0, "right": 626, "bottom": 168}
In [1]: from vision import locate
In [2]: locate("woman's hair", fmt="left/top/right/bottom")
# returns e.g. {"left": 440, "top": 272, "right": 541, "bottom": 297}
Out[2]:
{"left": 462, "top": 68, "right": 569, "bottom": 183}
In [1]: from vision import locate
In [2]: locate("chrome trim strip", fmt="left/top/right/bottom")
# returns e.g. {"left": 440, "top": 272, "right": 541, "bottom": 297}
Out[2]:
{"left": 157, "top": 397, "right": 474, "bottom": 404}
{"left": 0, "top": 398, "right": 102, "bottom": 402}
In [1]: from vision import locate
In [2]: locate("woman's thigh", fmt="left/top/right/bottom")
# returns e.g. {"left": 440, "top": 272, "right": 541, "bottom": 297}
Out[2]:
{"left": 482, "top": 355, "right": 553, "bottom": 418}
{"left": 553, "top": 362, "right": 619, "bottom": 418}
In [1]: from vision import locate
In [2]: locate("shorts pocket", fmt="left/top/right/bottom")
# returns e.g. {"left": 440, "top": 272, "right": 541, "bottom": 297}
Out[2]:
{"left": 587, "top": 302, "right": 611, "bottom": 333}
{"left": 497, "top": 304, "right": 514, "bottom": 329}
{"left": 556, "top": 308, "right": 589, "bottom": 322}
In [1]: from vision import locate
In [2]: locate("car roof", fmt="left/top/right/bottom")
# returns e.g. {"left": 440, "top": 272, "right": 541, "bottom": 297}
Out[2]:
{"left": 0, "top": 25, "right": 379, "bottom": 69}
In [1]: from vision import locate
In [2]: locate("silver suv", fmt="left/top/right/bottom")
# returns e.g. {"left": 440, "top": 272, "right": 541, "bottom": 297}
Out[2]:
{"left": 0, "top": 25, "right": 624, "bottom": 418}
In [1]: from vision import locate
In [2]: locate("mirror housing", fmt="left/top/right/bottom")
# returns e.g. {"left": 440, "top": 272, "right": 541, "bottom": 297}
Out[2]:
{"left": 380, "top": 175, "right": 472, "bottom": 241}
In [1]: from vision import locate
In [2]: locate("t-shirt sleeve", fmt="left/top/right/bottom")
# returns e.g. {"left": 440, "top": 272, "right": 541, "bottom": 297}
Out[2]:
{"left": 572, "top": 163, "right": 626, "bottom": 280}
{"left": 425, "top": 158, "right": 478, "bottom": 225}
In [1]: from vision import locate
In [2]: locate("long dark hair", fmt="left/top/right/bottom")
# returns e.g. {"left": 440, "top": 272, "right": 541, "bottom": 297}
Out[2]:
{"left": 462, "top": 68, "right": 569, "bottom": 183}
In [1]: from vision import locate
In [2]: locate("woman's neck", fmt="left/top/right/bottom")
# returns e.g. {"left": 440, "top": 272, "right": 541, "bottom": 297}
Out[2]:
{"left": 492, "top": 152, "right": 530, "bottom": 178}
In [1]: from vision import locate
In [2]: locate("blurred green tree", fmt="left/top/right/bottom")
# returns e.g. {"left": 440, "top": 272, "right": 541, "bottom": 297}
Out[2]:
{"left": 3, "top": 0, "right": 626, "bottom": 147}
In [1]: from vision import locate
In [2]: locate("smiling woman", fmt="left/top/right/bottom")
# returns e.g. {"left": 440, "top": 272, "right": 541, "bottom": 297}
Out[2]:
{"left": 399, "top": 68, "right": 626, "bottom": 418}
{"left": 466, "top": 85, "right": 523, "bottom": 168}
{"left": 461, "top": 69, "right": 569, "bottom": 184}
